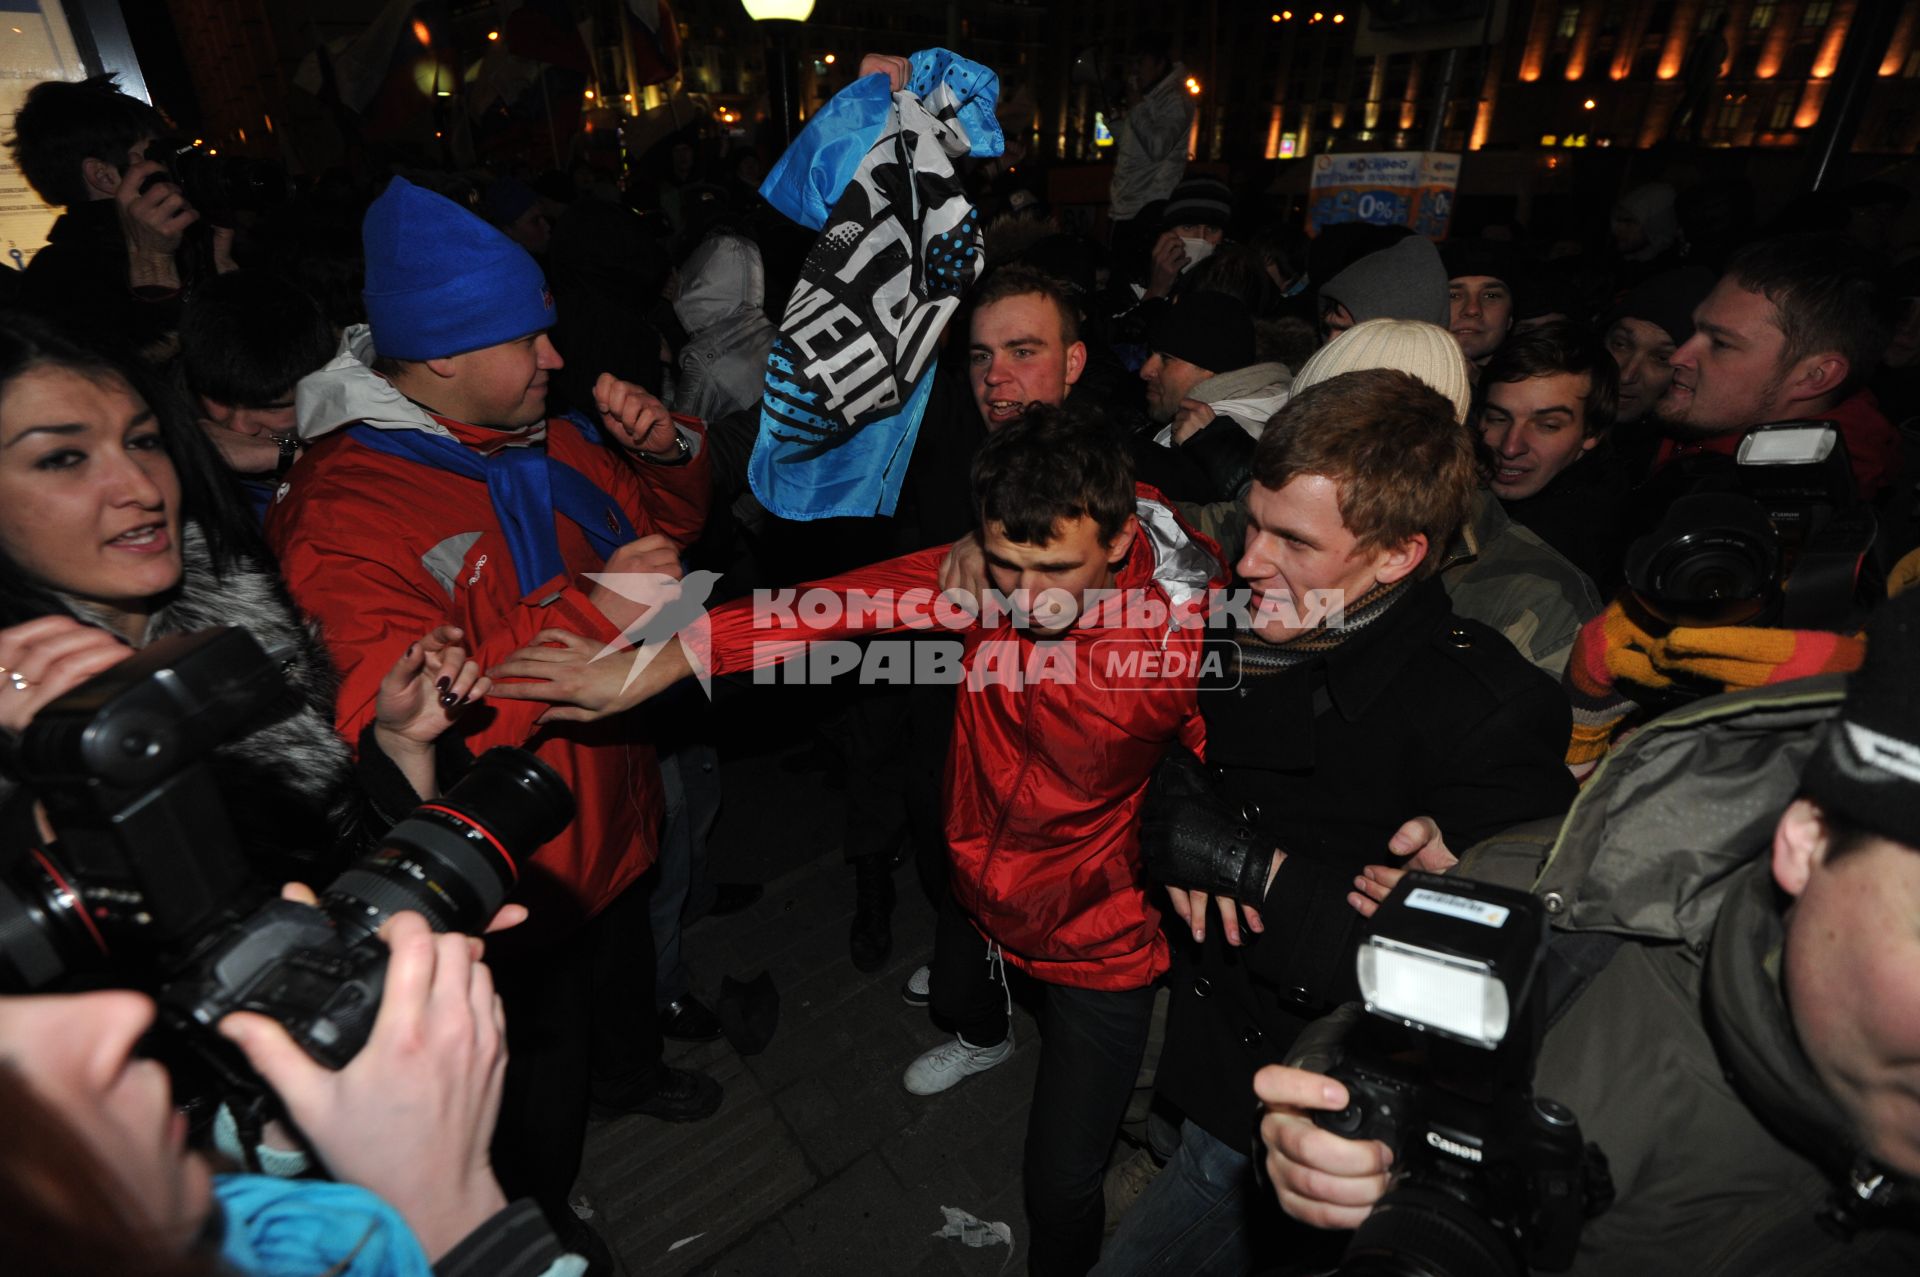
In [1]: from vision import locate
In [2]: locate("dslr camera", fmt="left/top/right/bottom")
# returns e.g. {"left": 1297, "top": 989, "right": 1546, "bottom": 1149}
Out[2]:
{"left": 141, "top": 134, "right": 290, "bottom": 226}
{"left": 1625, "top": 421, "right": 1876, "bottom": 631}
{"left": 0, "top": 627, "right": 571, "bottom": 1069}
{"left": 1309, "top": 872, "right": 1611, "bottom": 1277}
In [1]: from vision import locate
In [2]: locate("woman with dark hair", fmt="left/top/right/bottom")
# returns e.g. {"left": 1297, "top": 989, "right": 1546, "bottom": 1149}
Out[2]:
{"left": 0, "top": 314, "right": 485, "bottom": 883}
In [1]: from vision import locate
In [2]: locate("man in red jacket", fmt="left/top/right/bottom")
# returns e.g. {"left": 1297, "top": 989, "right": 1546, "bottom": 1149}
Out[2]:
{"left": 489, "top": 405, "right": 1229, "bottom": 1275}
{"left": 265, "top": 177, "right": 718, "bottom": 1254}
{"left": 1650, "top": 233, "right": 1902, "bottom": 500}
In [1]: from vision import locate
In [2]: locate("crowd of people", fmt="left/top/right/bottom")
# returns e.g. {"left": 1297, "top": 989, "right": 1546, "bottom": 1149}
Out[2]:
{"left": 1, "top": 47, "right": 1918, "bottom": 1277}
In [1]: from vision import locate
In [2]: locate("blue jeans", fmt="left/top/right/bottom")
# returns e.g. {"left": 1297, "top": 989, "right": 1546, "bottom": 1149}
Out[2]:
{"left": 1092, "top": 1120, "right": 1255, "bottom": 1277}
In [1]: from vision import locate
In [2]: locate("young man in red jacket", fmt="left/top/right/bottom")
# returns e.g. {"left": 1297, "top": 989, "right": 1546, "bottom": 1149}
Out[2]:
{"left": 265, "top": 177, "right": 718, "bottom": 1254}
{"left": 489, "top": 405, "right": 1229, "bottom": 1275}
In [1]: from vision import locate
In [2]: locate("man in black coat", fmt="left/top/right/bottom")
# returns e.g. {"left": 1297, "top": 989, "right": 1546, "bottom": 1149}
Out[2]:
{"left": 1096, "top": 369, "right": 1578, "bottom": 1276}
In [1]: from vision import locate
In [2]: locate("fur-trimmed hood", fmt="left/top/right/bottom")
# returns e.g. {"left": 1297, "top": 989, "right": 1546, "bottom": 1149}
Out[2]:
{"left": 141, "top": 522, "right": 355, "bottom": 818}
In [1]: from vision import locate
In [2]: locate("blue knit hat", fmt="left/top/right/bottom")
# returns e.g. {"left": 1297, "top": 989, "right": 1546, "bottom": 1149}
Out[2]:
{"left": 362, "top": 177, "right": 555, "bottom": 361}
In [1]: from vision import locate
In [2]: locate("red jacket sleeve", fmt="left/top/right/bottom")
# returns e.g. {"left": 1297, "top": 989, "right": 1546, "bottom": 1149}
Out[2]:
{"left": 600, "top": 421, "right": 712, "bottom": 549}
{"left": 702, "top": 545, "right": 954, "bottom": 676}
{"left": 275, "top": 513, "right": 620, "bottom": 754}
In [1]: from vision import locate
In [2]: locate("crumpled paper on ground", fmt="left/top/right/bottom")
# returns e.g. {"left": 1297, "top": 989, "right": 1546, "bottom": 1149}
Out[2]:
{"left": 932, "top": 1206, "right": 1013, "bottom": 1268}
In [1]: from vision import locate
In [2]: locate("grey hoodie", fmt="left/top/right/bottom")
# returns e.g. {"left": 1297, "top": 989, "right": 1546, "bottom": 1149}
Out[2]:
{"left": 296, "top": 324, "right": 448, "bottom": 443}
{"left": 673, "top": 232, "right": 776, "bottom": 422}
{"left": 1318, "top": 235, "right": 1451, "bottom": 329}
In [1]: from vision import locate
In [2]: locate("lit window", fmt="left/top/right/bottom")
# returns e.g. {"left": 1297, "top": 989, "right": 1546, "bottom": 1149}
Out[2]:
{"left": 1801, "top": 1, "right": 1832, "bottom": 24}
{"left": 1747, "top": 2, "right": 1776, "bottom": 30}
{"left": 1557, "top": 4, "right": 1581, "bottom": 39}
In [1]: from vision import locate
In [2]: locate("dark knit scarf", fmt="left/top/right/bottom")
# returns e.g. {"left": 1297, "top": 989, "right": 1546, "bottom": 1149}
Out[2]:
{"left": 1231, "top": 576, "right": 1413, "bottom": 678}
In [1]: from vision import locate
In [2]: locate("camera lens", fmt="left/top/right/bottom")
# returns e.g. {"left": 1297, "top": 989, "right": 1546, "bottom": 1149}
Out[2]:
{"left": 1624, "top": 493, "right": 1781, "bottom": 628}
{"left": 1650, "top": 533, "right": 1770, "bottom": 601}
{"left": 320, "top": 747, "right": 574, "bottom": 945}
{"left": 1339, "top": 1183, "right": 1523, "bottom": 1277}
{"left": 0, "top": 849, "right": 112, "bottom": 991}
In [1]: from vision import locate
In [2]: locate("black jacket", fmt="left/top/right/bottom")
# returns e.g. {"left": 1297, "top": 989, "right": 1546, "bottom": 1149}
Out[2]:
{"left": 1499, "top": 454, "right": 1630, "bottom": 597}
{"left": 18, "top": 200, "right": 191, "bottom": 360}
{"left": 1156, "top": 576, "right": 1577, "bottom": 1146}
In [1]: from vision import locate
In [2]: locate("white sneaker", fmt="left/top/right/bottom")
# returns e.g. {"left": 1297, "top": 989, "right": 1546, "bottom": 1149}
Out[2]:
{"left": 903, "top": 1032, "right": 1013, "bottom": 1096}
{"left": 901, "top": 963, "right": 932, "bottom": 1007}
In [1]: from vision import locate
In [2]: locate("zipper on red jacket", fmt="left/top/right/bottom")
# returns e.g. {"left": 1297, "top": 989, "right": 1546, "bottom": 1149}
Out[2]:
{"left": 974, "top": 634, "right": 1041, "bottom": 899}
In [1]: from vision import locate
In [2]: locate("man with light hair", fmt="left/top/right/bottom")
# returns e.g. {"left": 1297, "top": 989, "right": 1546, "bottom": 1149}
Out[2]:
{"left": 1177, "top": 319, "right": 1602, "bottom": 677}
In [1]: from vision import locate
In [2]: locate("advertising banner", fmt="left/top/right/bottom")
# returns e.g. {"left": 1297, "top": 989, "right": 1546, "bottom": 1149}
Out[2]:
{"left": 1307, "top": 151, "right": 1460, "bottom": 240}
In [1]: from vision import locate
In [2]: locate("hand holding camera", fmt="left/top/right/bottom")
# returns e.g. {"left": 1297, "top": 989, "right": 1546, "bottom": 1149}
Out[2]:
{"left": 219, "top": 910, "right": 510, "bottom": 1263}
{"left": 1251, "top": 872, "right": 1610, "bottom": 1276}
{"left": 0, "top": 615, "right": 134, "bottom": 735}
{"left": 1254, "top": 1063, "right": 1396, "bottom": 1232}
{"left": 114, "top": 158, "right": 197, "bottom": 288}
{"left": 0, "top": 628, "right": 573, "bottom": 1074}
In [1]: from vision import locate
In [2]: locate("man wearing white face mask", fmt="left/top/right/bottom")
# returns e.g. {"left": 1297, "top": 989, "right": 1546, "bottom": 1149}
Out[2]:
{"left": 1143, "top": 176, "right": 1233, "bottom": 301}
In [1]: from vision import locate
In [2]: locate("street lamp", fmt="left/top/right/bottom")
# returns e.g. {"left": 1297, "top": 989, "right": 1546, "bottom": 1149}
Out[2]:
{"left": 743, "top": 0, "right": 816, "bottom": 149}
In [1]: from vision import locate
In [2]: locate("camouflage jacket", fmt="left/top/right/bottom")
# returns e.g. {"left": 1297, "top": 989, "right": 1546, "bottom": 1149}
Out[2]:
{"left": 1438, "top": 489, "right": 1604, "bottom": 679}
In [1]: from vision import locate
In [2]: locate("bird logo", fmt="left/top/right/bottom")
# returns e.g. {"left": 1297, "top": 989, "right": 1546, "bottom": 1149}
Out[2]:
{"left": 579, "top": 568, "right": 725, "bottom": 698}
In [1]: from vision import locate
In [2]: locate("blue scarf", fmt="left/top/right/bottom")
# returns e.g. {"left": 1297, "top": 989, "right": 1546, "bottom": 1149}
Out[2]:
{"left": 214, "top": 1173, "right": 431, "bottom": 1277}
{"left": 348, "top": 414, "right": 638, "bottom": 596}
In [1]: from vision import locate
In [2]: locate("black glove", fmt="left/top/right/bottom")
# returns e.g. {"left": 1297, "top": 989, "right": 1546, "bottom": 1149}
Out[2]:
{"left": 1141, "top": 745, "right": 1273, "bottom": 908}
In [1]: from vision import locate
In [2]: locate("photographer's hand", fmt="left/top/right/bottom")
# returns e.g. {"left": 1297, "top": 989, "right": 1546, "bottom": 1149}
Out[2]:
{"left": 219, "top": 912, "right": 510, "bottom": 1264}
{"left": 1349, "top": 817, "right": 1457, "bottom": 920}
{"left": 275, "top": 882, "right": 527, "bottom": 937}
{"left": 114, "top": 160, "right": 197, "bottom": 291}
{"left": 0, "top": 617, "right": 134, "bottom": 736}
{"left": 1253, "top": 1064, "right": 1393, "bottom": 1230}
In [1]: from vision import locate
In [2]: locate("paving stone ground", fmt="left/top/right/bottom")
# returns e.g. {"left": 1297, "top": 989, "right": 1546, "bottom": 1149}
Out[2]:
{"left": 576, "top": 729, "right": 1049, "bottom": 1276}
